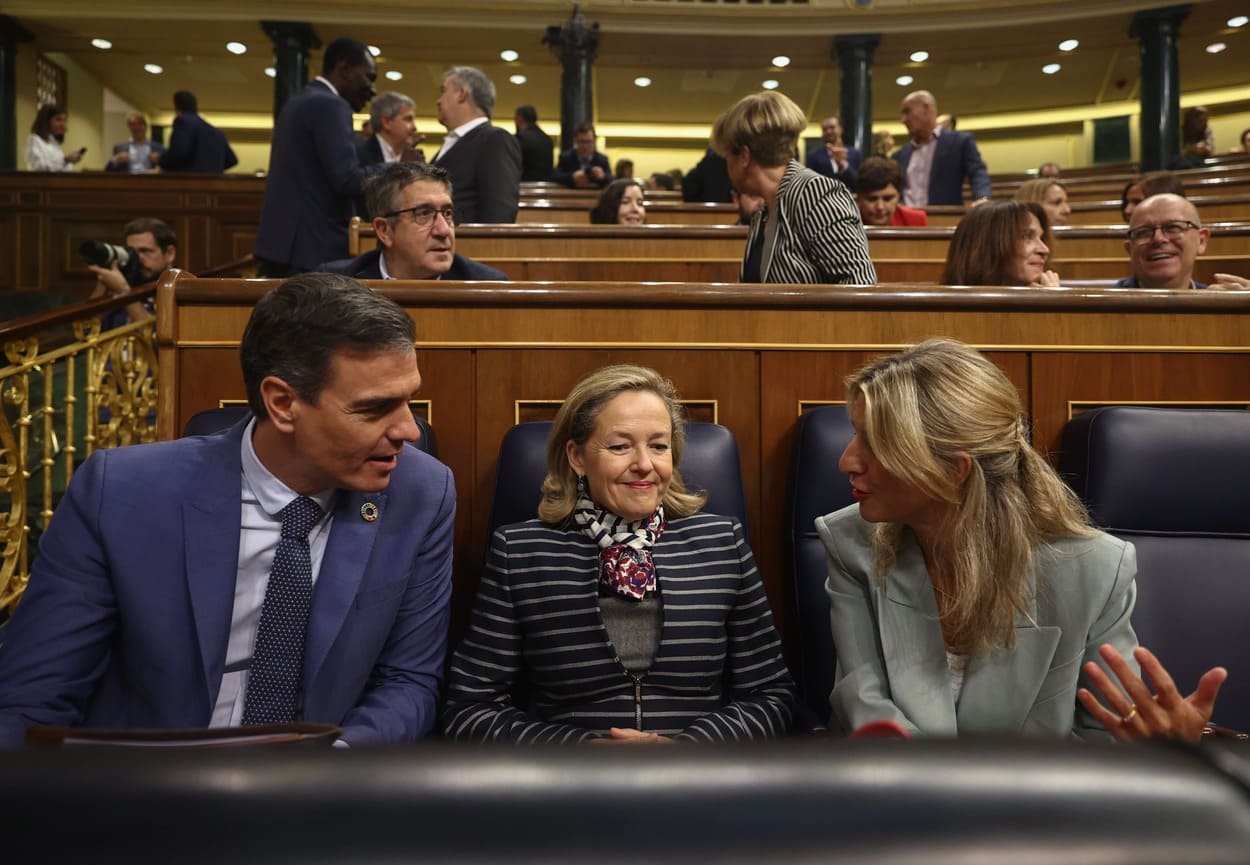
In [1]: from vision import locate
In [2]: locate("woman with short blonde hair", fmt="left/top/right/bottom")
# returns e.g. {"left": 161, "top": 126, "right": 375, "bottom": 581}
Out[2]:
{"left": 1015, "top": 177, "right": 1071, "bottom": 227}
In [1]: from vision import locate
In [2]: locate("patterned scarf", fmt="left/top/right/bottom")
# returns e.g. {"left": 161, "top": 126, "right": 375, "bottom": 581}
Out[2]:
{"left": 572, "top": 478, "right": 666, "bottom": 601}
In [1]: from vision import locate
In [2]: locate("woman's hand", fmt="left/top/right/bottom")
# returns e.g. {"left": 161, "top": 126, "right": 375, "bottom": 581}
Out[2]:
{"left": 587, "top": 726, "right": 676, "bottom": 745}
{"left": 1032, "top": 270, "right": 1061, "bottom": 287}
{"left": 1077, "top": 643, "right": 1226, "bottom": 743}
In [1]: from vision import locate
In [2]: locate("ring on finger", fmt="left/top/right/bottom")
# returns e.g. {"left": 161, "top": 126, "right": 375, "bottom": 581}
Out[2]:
{"left": 1120, "top": 704, "right": 1138, "bottom": 725}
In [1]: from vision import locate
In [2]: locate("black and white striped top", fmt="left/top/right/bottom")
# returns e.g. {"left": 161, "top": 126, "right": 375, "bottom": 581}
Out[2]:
{"left": 443, "top": 513, "right": 797, "bottom": 743}
{"left": 742, "top": 160, "right": 877, "bottom": 286}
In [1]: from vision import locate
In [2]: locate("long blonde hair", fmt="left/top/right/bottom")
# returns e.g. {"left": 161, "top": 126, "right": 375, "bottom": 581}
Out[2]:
{"left": 848, "top": 339, "right": 1093, "bottom": 655}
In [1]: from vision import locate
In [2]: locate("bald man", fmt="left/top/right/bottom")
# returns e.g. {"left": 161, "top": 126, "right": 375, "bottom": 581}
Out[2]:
{"left": 892, "top": 90, "right": 991, "bottom": 207}
{"left": 1117, "top": 194, "right": 1248, "bottom": 290}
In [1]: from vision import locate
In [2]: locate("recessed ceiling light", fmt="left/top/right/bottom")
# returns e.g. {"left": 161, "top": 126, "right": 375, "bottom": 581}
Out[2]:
{"left": 144, "top": 63, "right": 163, "bottom": 75}
{"left": 1042, "top": 63, "right": 1062, "bottom": 74}
{"left": 91, "top": 38, "right": 112, "bottom": 50}
{"left": 226, "top": 41, "right": 247, "bottom": 55}
{"left": 1228, "top": 15, "right": 1248, "bottom": 27}
{"left": 1205, "top": 42, "right": 1227, "bottom": 54}
{"left": 509, "top": 74, "right": 527, "bottom": 85}
{"left": 264, "top": 67, "right": 276, "bottom": 78}
{"left": 896, "top": 75, "right": 914, "bottom": 86}
{"left": 367, "top": 45, "right": 381, "bottom": 57}
{"left": 1058, "top": 39, "right": 1080, "bottom": 52}
{"left": 634, "top": 76, "right": 652, "bottom": 87}
{"left": 385, "top": 70, "right": 403, "bottom": 81}
{"left": 909, "top": 50, "right": 929, "bottom": 63}
{"left": 771, "top": 55, "right": 791, "bottom": 67}
{"left": 500, "top": 50, "right": 519, "bottom": 62}
{"left": 762, "top": 79, "right": 780, "bottom": 90}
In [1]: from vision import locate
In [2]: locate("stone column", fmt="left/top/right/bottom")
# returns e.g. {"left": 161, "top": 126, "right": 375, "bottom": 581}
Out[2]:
{"left": 833, "top": 34, "right": 880, "bottom": 158}
{"left": 543, "top": 5, "right": 599, "bottom": 151}
{"left": 262, "top": 21, "right": 320, "bottom": 122}
{"left": 1130, "top": 5, "right": 1190, "bottom": 171}
{"left": 0, "top": 16, "right": 33, "bottom": 171}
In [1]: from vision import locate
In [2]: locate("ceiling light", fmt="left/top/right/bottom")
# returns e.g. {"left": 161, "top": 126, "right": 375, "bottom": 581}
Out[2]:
{"left": 909, "top": 50, "right": 929, "bottom": 63}
{"left": 385, "top": 70, "right": 403, "bottom": 81}
{"left": 500, "top": 50, "right": 519, "bottom": 62}
{"left": 1042, "top": 63, "right": 1062, "bottom": 74}
{"left": 144, "top": 64, "right": 163, "bottom": 75}
{"left": 367, "top": 45, "right": 381, "bottom": 57}
{"left": 226, "top": 41, "right": 247, "bottom": 55}
{"left": 634, "top": 76, "right": 652, "bottom": 87}
{"left": 91, "top": 38, "right": 112, "bottom": 50}
{"left": 771, "top": 55, "right": 791, "bottom": 67}
{"left": 1205, "top": 42, "right": 1227, "bottom": 53}
{"left": 509, "top": 74, "right": 527, "bottom": 85}
{"left": 1228, "top": 15, "right": 1248, "bottom": 27}
{"left": 896, "top": 75, "right": 914, "bottom": 86}
{"left": 1058, "top": 39, "right": 1080, "bottom": 52}
{"left": 762, "top": 79, "right": 780, "bottom": 90}
{"left": 264, "top": 67, "right": 276, "bottom": 78}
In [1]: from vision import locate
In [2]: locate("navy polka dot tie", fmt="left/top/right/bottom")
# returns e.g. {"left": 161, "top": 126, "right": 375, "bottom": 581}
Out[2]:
{"left": 242, "top": 495, "right": 322, "bottom": 725}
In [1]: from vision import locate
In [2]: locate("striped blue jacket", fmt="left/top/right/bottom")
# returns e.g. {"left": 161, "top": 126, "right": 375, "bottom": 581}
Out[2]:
{"left": 443, "top": 513, "right": 797, "bottom": 743}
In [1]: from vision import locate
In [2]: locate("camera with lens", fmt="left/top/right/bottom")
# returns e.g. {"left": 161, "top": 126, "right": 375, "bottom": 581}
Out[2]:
{"left": 79, "top": 241, "right": 144, "bottom": 286}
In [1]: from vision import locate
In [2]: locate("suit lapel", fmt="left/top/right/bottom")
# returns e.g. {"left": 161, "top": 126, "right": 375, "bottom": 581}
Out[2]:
{"left": 956, "top": 611, "right": 1061, "bottom": 733}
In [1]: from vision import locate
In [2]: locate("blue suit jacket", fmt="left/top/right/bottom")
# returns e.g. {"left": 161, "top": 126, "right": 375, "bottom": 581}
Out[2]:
{"left": 319, "top": 247, "right": 509, "bottom": 281}
{"left": 551, "top": 148, "right": 613, "bottom": 188}
{"left": 0, "top": 420, "right": 455, "bottom": 748}
{"left": 255, "top": 81, "right": 376, "bottom": 270}
{"left": 892, "top": 130, "right": 992, "bottom": 205}
{"left": 159, "top": 113, "right": 237, "bottom": 173}
{"left": 804, "top": 144, "right": 862, "bottom": 189}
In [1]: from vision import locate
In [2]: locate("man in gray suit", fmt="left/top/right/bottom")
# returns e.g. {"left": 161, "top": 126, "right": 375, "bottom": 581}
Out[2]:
{"left": 431, "top": 66, "right": 521, "bottom": 224}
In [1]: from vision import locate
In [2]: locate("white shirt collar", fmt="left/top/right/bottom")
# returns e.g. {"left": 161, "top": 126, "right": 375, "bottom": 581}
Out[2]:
{"left": 448, "top": 116, "right": 489, "bottom": 139}
{"left": 240, "top": 417, "right": 336, "bottom": 519}
{"left": 315, "top": 75, "right": 339, "bottom": 97}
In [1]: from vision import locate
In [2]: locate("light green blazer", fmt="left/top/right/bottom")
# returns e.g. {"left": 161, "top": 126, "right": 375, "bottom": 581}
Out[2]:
{"left": 817, "top": 504, "right": 1139, "bottom": 739}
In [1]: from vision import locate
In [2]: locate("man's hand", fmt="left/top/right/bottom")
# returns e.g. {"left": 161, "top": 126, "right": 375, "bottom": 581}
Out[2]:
{"left": 148, "top": 151, "right": 162, "bottom": 166}
{"left": 969, "top": 198, "right": 991, "bottom": 208}
{"left": 113, "top": 151, "right": 131, "bottom": 166}
{"left": 89, "top": 263, "right": 130, "bottom": 298}
{"left": 1210, "top": 272, "right": 1250, "bottom": 290}
{"left": 588, "top": 165, "right": 606, "bottom": 182}
{"left": 827, "top": 142, "right": 849, "bottom": 170}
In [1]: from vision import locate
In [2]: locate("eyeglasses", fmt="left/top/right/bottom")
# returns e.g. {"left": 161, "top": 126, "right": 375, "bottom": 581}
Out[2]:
{"left": 384, "top": 205, "right": 455, "bottom": 228}
{"left": 1126, "top": 220, "right": 1200, "bottom": 244}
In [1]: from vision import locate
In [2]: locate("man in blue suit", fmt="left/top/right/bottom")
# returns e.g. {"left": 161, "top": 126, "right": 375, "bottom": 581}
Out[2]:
{"left": 254, "top": 37, "right": 387, "bottom": 277}
{"left": 158, "top": 91, "right": 237, "bottom": 173}
{"left": 805, "top": 115, "right": 861, "bottom": 189}
{"left": 892, "top": 90, "right": 991, "bottom": 207}
{"left": 0, "top": 273, "right": 455, "bottom": 748}
{"left": 320, "top": 162, "right": 507, "bottom": 281}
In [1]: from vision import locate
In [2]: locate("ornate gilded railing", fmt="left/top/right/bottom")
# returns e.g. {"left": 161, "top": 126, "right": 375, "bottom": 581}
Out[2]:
{"left": 0, "top": 289, "right": 158, "bottom": 612}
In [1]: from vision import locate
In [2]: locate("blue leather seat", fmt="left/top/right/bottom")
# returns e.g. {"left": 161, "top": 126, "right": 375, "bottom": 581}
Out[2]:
{"left": 788, "top": 405, "right": 857, "bottom": 729}
{"left": 1059, "top": 406, "right": 1250, "bottom": 731}
{"left": 487, "top": 421, "right": 749, "bottom": 537}
{"left": 181, "top": 406, "right": 438, "bottom": 458}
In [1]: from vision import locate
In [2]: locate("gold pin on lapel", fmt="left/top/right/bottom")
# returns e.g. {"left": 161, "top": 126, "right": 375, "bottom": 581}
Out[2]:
{"left": 360, "top": 502, "right": 379, "bottom": 522}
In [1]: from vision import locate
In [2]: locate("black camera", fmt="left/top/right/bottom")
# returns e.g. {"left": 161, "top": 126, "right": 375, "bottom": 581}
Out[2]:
{"left": 79, "top": 241, "right": 143, "bottom": 285}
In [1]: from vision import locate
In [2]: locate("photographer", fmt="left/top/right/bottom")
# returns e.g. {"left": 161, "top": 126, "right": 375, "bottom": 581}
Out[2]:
{"left": 86, "top": 218, "right": 176, "bottom": 328}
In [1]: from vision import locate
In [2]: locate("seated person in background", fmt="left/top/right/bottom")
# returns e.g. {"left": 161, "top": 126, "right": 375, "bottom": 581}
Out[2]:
{"left": 614, "top": 158, "right": 634, "bottom": 179}
{"left": 87, "top": 217, "right": 175, "bottom": 327}
{"left": 1121, "top": 171, "right": 1184, "bottom": 222}
{"left": 1038, "top": 161, "right": 1062, "bottom": 178}
{"left": 644, "top": 171, "right": 675, "bottom": 191}
{"left": 854, "top": 156, "right": 928, "bottom": 227}
{"left": 320, "top": 162, "right": 507, "bottom": 281}
{"left": 443, "top": 364, "right": 797, "bottom": 743}
{"left": 711, "top": 90, "right": 876, "bottom": 285}
{"left": 819, "top": 338, "right": 1226, "bottom": 739}
{"left": 1236, "top": 127, "right": 1250, "bottom": 154}
{"left": 805, "top": 114, "right": 861, "bottom": 188}
{"left": 106, "top": 113, "right": 164, "bottom": 173}
{"left": 589, "top": 178, "right": 646, "bottom": 225}
{"left": 0, "top": 273, "right": 455, "bottom": 747}
{"left": 942, "top": 200, "right": 1058, "bottom": 287}
{"left": 871, "top": 130, "right": 896, "bottom": 158}
{"left": 551, "top": 123, "right": 612, "bottom": 188}
{"left": 1118, "top": 193, "right": 1248, "bottom": 290}
{"left": 1168, "top": 106, "right": 1214, "bottom": 170}
{"left": 1014, "top": 178, "right": 1071, "bottom": 227}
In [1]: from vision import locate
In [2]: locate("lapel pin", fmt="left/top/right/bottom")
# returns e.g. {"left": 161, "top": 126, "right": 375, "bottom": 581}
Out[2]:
{"left": 360, "top": 502, "right": 379, "bottom": 522}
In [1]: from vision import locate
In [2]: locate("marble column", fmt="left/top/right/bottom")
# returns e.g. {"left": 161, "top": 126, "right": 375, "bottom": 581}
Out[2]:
{"left": 833, "top": 34, "right": 880, "bottom": 158}
{"left": 543, "top": 6, "right": 600, "bottom": 152}
{"left": 262, "top": 21, "right": 320, "bottom": 122}
{"left": 1130, "top": 5, "right": 1190, "bottom": 171}
{"left": 0, "top": 16, "right": 33, "bottom": 171}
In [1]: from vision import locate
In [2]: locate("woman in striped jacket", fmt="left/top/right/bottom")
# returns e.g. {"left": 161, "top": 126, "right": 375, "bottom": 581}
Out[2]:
{"left": 443, "top": 365, "right": 797, "bottom": 743}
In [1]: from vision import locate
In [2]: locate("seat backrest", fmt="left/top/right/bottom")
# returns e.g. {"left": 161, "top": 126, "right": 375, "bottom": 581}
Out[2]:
{"left": 181, "top": 406, "right": 438, "bottom": 459}
{"left": 487, "top": 421, "right": 749, "bottom": 537}
{"left": 1059, "top": 406, "right": 1250, "bottom": 730}
{"left": 788, "top": 405, "right": 857, "bottom": 728}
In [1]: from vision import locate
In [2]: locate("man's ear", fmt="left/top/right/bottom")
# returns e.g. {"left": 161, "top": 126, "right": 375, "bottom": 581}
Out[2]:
{"left": 374, "top": 216, "right": 393, "bottom": 249}
{"left": 260, "top": 375, "right": 300, "bottom": 433}
{"left": 1196, "top": 228, "right": 1210, "bottom": 256}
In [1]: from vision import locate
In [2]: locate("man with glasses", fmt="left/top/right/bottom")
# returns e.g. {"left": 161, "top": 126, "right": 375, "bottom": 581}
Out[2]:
{"left": 321, "top": 163, "right": 507, "bottom": 281}
{"left": 1117, "top": 194, "right": 1247, "bottom": 289}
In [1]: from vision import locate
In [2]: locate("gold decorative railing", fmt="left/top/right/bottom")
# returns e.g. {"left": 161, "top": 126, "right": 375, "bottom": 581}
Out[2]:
{"left": 0, "top": 290, "right": 158, "bottom": 612}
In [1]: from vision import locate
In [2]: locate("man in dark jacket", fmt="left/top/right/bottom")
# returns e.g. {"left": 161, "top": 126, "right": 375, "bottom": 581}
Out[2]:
{"left": 513, "top": 104, "right": 554, "bottom": 182}
{"left": 551, "top": 123, "right": 612, "bottom": 188}
{"left": 159, "top": 91, "right": 237, "bottom": 173}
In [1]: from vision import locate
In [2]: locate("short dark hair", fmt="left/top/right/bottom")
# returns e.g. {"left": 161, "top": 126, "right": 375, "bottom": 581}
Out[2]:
{"left": 173, "top": 91, "right": 198, "bottom": 113}
{"left": 322, "top": 37, "right": 370, "bottom": 77}
{"left": 240, "top": 273, "right": 416, "bottom": 420}
{"left": 589, "top": 178, "right": 644, "bottom": 224}
{"left": 31, "top": 103, "right": 65, "bottom": 138}
{"left": 515, "top": 105, "right": 537, "bottom": 125}
{"left": 854, "top": 156, "right": 902, "bottom": 196}
{"left": 364, "top": 162, "right": 453, "bottom": 222}
{"left": 941, "top": 200, "right": 1051, "bottom": 286}
{"left": 574, "top": 122, "right": 596, "bottom": 138}
{"left": 123, "top": 217, "right": 176, "bottom": 251}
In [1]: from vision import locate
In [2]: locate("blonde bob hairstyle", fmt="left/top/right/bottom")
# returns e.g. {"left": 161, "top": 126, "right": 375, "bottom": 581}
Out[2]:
{"left": 847, "top": 338, "right": 1093, "bottom": 656}
{"left": 538, "top": 365, "right": 708, "bottom": 525}
{"left": 711, "top": 90, "right": 807, "bottom": 168}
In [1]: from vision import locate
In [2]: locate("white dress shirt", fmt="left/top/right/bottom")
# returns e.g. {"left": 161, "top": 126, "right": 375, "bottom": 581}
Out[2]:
{"left": 903, "top": 127, "right": 941, "bottom": 208}
{"left": 25, "top": 134, "right": 72, "bottom": 172}
{"left": 434, "top": 116, "right": 489, "bottom": 161}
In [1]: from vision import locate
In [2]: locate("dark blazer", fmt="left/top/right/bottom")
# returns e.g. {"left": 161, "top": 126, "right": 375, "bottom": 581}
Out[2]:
{"left": 443, "top": 513, "right": 797, "bottom": 743}
{"left": 254, "top": 80, "right": 375, "bottom": 271}
{"left": 551, "top": 148, "right": 613, "bottom": 188}
{"left": 106, "top": 140, "right": 166, "bottom": 172}
{"left": 0, "top": 419, "right": 455, "bottom": 748}
{"left": 319, "top": 247, "right": 509, "bottom": 281}
{"left": 158, "top": 113, "right": 237, "bottom": 173}
{"left": 357, "top": 135, "right": 384, "bottom": 168}
{"left": 805, "top": 144, "right": 863, "bottom": 189}
{"left": 892, "top": 130, "right": 992, "bottom": 205}
{"left": 682, "top": 148, "right": 733, "bottom": 203}
{"left": 432, "top": 122, "right": 521, "bottom": 224}
{"left": 515, "top": 125, "right": 555, "bottom": 182}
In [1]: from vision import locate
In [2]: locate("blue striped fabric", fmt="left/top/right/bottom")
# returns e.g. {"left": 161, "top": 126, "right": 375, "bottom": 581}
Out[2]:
{"left": 443, "top": 513, "right": 797, "bottom": 743}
